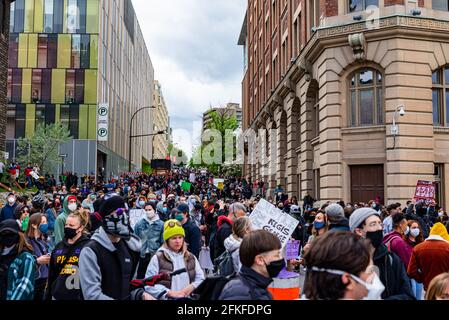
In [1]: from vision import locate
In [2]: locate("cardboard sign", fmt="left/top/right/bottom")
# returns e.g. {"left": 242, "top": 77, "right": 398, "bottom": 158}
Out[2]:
{"left": 129, "top": 209, "right": 145, "bottom": 229}
{"left": 414, "top": 180, "right": 436, "bottom": 201}
{"left": 286, "top": 240, "right": 301, "bottom": 260}
{"left": 249, "top": 199, "right": 299, "bottom": 248}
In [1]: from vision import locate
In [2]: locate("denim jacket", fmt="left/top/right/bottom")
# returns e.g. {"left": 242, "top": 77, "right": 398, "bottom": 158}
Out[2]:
{"left": 134, "top": 217, "right": 164, "bottom": 258}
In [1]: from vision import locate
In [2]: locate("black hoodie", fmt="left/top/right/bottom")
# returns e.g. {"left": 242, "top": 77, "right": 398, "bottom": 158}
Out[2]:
{"left": 373, "top": 244, "right": 415, "bottom": 300}
{"left": 45, "top": 235, "right": 90, "bottom": 300}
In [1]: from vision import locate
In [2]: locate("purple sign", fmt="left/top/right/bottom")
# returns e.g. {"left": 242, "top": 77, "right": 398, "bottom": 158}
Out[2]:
{"left": 286, "top": 240, "right": 300, "bottom": 260}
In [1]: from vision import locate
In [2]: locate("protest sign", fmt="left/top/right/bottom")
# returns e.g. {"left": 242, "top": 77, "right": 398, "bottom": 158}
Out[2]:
{"left": 189, "top": 173, "right": 196, "bottom": 183}
{"left": 129, "top": 209, "right": 145, "bottom": 229}
{"left": 181, "top": 181, "right": 192, "bottom": 192}
{"left": 414, "top": 180, "right": 436, "bottom": 202}
{"left": 286, "top": 240, "right": 301, "bottom": 260}
{"left": 213, "top": 178, "right": 225, "bottom": 190}
{"left": 249, "top": 199, "right": 299, "bottom": 247}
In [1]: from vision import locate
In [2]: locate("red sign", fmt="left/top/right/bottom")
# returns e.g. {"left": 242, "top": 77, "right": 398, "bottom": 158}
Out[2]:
{"left": 414, "top": 180, "right": 436, "bottom": 201}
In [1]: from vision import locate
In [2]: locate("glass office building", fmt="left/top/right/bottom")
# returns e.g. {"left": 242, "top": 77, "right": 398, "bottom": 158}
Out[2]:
{"left": 6, "top": 0, "right": 154, "bottom": 178}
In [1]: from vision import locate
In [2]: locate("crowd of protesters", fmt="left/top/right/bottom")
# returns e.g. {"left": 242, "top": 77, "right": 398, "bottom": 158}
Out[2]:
{"left": 0, "top": 167, "right": 449, "bottom": 301}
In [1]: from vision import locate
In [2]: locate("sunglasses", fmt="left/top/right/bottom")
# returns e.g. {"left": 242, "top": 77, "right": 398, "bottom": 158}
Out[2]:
{"left": 164, "top": 220, "right": 182, "bottom": 230}
{"left": 22, "top": 209, "right": 30, "bottom": 213}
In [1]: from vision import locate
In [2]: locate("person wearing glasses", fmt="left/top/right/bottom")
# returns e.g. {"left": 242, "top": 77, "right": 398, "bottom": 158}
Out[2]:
{"left": 78, "top": 193, "right": 154, "bottom": 300}
{"left": 14, "top": 205, "right": 30, "bottom": 232}
{"left": 144, "top": 219, "right": 205, "bottom": 300}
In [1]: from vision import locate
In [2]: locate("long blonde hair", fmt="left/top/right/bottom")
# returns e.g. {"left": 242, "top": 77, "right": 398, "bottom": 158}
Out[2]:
{"left": 426, "top": 273, "right": 449, "bottom": 300}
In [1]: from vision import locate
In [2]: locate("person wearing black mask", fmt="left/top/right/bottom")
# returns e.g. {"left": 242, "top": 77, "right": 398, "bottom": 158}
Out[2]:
{"left": 45, "top": 210, "right": 90, "bottom": 300}
{"left": 78, "top": 193, "right": 153, "bottom": 300}
{"left": 219, "top": 230, "right": 284, "bottom": 300}
{"left": 350, "top": 208, "right": 415, "bottom": 300}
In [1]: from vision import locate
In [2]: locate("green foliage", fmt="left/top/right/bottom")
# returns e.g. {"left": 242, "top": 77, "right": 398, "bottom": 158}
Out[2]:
{"left": 16, "top": 123, "right": 72, "bottom": 175}
{"left": 142, "top": 162, "right": 153, "bottom": 175}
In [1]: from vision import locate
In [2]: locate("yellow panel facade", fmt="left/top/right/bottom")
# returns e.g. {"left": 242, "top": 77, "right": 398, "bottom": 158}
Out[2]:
{"left": 84, "top": 70, "right": 98, "bottom": 104}
{"left": 90, "top": 35, "right": 99, "bottom": 69}
{"left": 21, "top": 69, "right": 32, "bottom": 103}
{"left": 25, "top": 104, "right": 36, "bottom": 138}
{"left": 57, "top": 34, "right": 71, "bottom": 69}
{"left": 18, "top": 34, "right": 28, "bottom": 68}
{"left": 34, "top": 0, "right": 44, "bottom": 33}
{"left": 88, "top": 105, "right": 97, "bottom": 140}
{"left": 86, "top": 0, "right": 100, "bottom": 34}
{"left": 52, "top": 69, "right": 66, "bottom": 104}
{"left": 55, "top": 104, "right": 61, "bottom": 122}
{"left": 27, "top": 34, "right": 38, "bottom": 68}
{"left": 24, "top": 0, "right": 34, "bottom": 32}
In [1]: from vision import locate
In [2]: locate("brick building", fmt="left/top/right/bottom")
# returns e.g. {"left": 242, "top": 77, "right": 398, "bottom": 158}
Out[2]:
{"left": 0, "top": 0, "right": 14, "bottom": 154}
{"left": 240, "top": 0, "right": 449, "bottom": 207}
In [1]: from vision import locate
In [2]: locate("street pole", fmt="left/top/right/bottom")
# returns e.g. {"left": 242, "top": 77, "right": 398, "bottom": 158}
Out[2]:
{"left": 129, "top": 106, "right": 163, "bottom": 172}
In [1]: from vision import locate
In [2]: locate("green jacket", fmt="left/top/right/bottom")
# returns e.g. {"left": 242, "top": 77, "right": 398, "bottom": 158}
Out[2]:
{"left": 53, "top": 196, "right": 71, "bottom": 245}
{"left": 7, "top": 251, "right": 36, "bottom": 300}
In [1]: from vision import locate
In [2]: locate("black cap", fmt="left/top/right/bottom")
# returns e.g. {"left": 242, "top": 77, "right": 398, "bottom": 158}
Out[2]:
{"left": 0, "top": 219, "right": 20, "bottom": 234}
{"left": 99, "top": 195, "right": 126, "bottom": 218}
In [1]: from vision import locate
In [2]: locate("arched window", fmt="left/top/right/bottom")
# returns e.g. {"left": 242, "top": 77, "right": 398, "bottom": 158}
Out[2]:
{"left": 432, "top": 66, "right": 449, "bottom": 126}
{"left": 349, "top": 68, "right": 383, "bottom": 127}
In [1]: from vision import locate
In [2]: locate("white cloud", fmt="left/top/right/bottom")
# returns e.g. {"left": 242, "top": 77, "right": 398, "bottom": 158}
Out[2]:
{"left": 132, "top": 0, "right": 246, "bottom": 157}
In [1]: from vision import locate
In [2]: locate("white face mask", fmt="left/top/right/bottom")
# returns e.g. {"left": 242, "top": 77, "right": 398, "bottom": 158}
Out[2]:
{"left": 146, "top": 210, "right": 156, "bottom": 219}
{"left": 311, "top": 267, "right": 385, "bottom": 300}
{"left": 68, "top": 203, "right": 77, "bottom": 212}
{"left": 403, "top": 226, "right": 410, "bottom": 236}
{"left": 410, "top": 228, "right": 420, "bottom": 238}
{"left": 8, "top": 197, "right": 15, "bottom": 204}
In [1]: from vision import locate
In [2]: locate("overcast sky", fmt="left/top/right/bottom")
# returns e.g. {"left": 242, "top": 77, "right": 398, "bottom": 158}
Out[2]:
{"left": 132, "top": 0, "right": 247, "bottom": 158}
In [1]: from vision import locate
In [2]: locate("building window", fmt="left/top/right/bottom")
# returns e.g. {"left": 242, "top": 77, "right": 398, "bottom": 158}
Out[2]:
{"left": 66, "top": 70, "right": 75, "bottom": 104}
{"left": 8, "top": 34, "right": 19, "bottom": 68}
{"left": 293, "top": 17, "right": 301, "bottom": 57}
{"left": 13, "top": 0, "right": 24, "bottom": 33}
{"left": 349, "top": 0, "right": 379, "bottom": 12}
{"left": 309, "top": 0, "right": 320, "bottom": 31}
{"left": 11, "top": 69, "right": 22, "bottom": 103}
{"left": 435, "top": 164, "right": 444, "bottom": 206}
{"left": 37, "top": 35, "right": 48, "bottom": 68}
{"left": 432, "top": 0, "right": 449, "bottom": 11}
{"left": 15, "top": 104, "right": 26, "bottom": 139}
{"left": 0, "top": 0, "right": 5, "bottom": 35}
{"left": 41, "top": 69, "right": 52, "bottom": 103}
{"left": 432, "top": 67, "right": 449, "bottom": 126}
{"left": 47, "top": 34, "right": 58, "bottom": 68}
{"left": 31, "top": 69, "right": 42, "bottom": 103}
{"left": 349, "top": 68, "right": 383, "bottom": 126}
{"left": 311, "top": 91, "right": 319, "bottom": 138}
{"left": 35, "top": 104, "right": 46, "bottom": 128}
{"left": 44, "top": 0, "right": 53, "bottom": 32}
{"left": 313, "top": 169, "right": 320, "bottom": 200}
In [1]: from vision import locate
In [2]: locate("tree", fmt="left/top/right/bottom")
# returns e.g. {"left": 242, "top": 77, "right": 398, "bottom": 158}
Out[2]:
{"left": 190, "top": 109, "right": 241, "bottom": 176}
{"left": 16, "top": 123, "right": 72, "bottom": 175}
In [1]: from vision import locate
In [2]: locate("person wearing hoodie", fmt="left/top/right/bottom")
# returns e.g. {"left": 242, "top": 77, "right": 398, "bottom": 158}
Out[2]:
{"left": 144, "top": 219, "right": 205, "bottom": 300}
{"left": 78, "top": 193, "right": 152, "bottom": 300}
{"left": 325, "top": 203, "right": 350, "bottom": 232}
{"left": 407, "top": 222, "right": 449, "bottom": 291}
{"left": 0, "top": 193, "right": 18, "bottom": 222}
{"left": 382, "top": 213, "right": 411, "bottom": 269}
{"left": 213, "top": 202, "right": 247, "bottom": 261}
{"left": 224, "top": 217, "right": 252, "bottom": 273}
{"left": 174, "top": 204, "right": 201, "bottom": 258}
{"left": 405, "top": 200, "right": 430, "bottom": 239}
{"left": 350, "top": 208, "right": 415, "bottom": 300}
{"left": 45, "top": 209, "right": 90, "bottom": 300}
{"left": 54, "top": 195, "right": 78, "bottom": 244}
{"left": 219, "top": 230, "right": 284, "bottom": 300}
{"left": 134, "top": 202, "right": 164, "bottom": 279}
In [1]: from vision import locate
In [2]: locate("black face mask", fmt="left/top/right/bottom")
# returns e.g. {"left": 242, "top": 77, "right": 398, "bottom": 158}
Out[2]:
{"left": 264, "top": 258, "right": 286, "bottom": 278}
{"left": 0, "top": 234, "right": 19, "bottom": 248}
{"left": 366, "top": 230, "right": 384, "bottom": 248}
{"left": 64, "top": 227, "right": 79, "bottom": 240}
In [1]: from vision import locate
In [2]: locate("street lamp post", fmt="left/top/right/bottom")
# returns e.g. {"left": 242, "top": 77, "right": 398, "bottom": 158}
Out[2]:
{"left": 128, "top": 106, "right": 167, "bottom": 172}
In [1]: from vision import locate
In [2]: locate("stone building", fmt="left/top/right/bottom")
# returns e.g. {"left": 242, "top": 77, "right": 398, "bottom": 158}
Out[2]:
{"left": 240, "top": 0, "right": 449, "bottom": 207}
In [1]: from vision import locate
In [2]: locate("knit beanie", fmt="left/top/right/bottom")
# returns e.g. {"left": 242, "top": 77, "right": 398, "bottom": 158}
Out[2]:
{"left": 99, "top": 195, "right": 126, "bottom": 218}
{"left": 163, "top": 219, "right": 185, "bottom": 242}
{"left": 349, "top": 208, "right": 380, "bottom": 232}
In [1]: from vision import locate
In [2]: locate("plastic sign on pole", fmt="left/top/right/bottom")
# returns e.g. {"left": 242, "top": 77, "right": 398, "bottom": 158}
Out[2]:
{"left": 97, "top": 103, "right": 109, "bottom": 142}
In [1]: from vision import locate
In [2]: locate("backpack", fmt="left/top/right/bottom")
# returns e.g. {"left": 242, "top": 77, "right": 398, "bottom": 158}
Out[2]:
{"left": 192, "top": 273, "right": 237, "bottom": 300}
{"left": 213, "top": 250, "right": 234, "bottom": 276}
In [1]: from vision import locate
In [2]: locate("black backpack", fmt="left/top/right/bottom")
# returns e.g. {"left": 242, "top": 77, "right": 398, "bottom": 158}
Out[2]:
{"left": 192, "top": 273, "right": 237, "bottom": 300}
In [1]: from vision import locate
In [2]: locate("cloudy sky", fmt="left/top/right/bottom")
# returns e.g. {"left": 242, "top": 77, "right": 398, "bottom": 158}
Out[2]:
{"left": 132, "top": 0, "right": 247, "bottom": 158}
